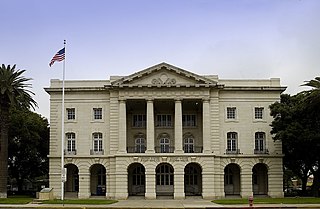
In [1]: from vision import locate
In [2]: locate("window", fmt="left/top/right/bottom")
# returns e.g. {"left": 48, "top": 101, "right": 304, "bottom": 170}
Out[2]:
{"left": 184, "top": 137, "right": 194, "bottom": 153}
{"left": 156, "top": 114, "right": 172, "bottom": 127}
{"left": 160, "top": 137, "right": 170, "bottom": 153}
{"left": 133, "top": 114, "right": 146, "bottom": 127}
{"left": 93, "top": 108, "right": 102, "bottom": 120}
{"left": 156, "top": 164, "right": 174, "bottom": 185}
{"left": 133, "top": 165, "right": 145, "bottom": 186}
{"left": 135, "top": 137, "right": 145, "bottom": 153}
{"left": 225, "top": 167, "right": 233, "bottom": 184}
{"left": 67, "top": 108, "right": 75, "bottom": 120}
{"left": 227, "top": 132, "right": 237, "bottom": 152}
{"left": 93, "top": 132, "right": 103, "bottom": 152}
{"left": 255, "top": 107, "right": 264, "bottom": 119}
{"left": 66, "top": 132, "right": 76, "bottom": 152}
{"left": 226, "top": 107, "right": 236, "bottom": 119}
{"left": 255, "top": 132, "right": 265, "bottom": 151}
{"left": 182, "top": 114, "right": 196, "bottom": 127}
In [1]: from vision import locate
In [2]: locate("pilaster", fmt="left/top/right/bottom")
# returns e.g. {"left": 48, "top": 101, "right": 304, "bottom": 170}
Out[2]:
{"left": 174, "top": 168, "right": 185, "bottom": 199}
{"left": 145, "top": 167, "right": 156, "bottom": 199}
{"left": 78, "top": 172, "right": 90, "bottom": 199}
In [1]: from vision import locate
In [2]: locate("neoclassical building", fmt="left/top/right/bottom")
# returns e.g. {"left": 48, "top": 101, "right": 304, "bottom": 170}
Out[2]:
{"left": 45, "top": 62, "right": 285, "bottom": 199}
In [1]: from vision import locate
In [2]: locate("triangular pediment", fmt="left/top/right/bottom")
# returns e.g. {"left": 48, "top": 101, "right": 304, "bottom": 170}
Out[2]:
{"left": 111, "top": 62, "right": 217, "bottom": 88}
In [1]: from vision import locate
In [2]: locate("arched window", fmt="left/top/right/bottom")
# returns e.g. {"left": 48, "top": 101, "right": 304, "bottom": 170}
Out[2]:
{"left": 226, "top": 132, "right": 238, "bottom": 153}
{"left": 135, "top": 136, "right": 145, "bottom": 153}
{"left": 66, "top": 132, "right": 76, "bottom": 153}
{"left": 184, "top": 133, "right": 194, "bottom": 153}
{"left": 156, "top": 164, "right": 173, "bottom": 185}
{"left": 160, "top": 137, "right": 170, "bottom": 153}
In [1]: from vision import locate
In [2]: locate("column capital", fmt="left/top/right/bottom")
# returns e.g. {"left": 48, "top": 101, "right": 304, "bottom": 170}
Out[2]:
{"left": 202, "top": 97, "right": 210, "bottom": 102}
{"left": 174, "top": 98, "right": 182, "bottom": 102}
{"left": 146, "top": 98, "right": 154, "bottom": 102}
{"left": 119, "top": 98, "right": 126, "bottom": 103}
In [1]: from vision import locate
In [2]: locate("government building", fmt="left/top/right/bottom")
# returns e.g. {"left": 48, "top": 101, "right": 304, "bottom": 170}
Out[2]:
{"left": 45, "top": 62, "right": 285, "bottom": 199}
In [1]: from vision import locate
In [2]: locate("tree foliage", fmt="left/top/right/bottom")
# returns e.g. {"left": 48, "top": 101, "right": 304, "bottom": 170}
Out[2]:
{"left": 8, "top": 108, "right": 49, "bottom": 192}
{"left": 0, "top": 64, "right": 37, "bottom": 198}
{"left": 270, "top": 77, "right": 320, "bottom": 197}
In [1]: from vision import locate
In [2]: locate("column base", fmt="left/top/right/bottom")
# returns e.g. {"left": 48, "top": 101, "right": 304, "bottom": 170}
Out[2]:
{"left": 145, "top": 192, "right": 156, "bottom": 199}
{"left": 145, "top": 150, "right": 155, "bottom": 154}
{"left": 174, "top": 193, "right": 185, "bottom": 200}
{"left": 174, "top": 149, "right": 184, "bottom": 154}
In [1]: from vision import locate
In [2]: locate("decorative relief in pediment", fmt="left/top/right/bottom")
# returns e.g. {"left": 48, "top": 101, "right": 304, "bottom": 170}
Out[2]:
{"left": 151, "top": 73, "right": 176, "bottom": 85}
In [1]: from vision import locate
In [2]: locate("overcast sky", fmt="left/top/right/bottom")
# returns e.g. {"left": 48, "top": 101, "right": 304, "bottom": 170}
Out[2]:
{"left": 1, "top": 0, "right": 319, "bottom": 119}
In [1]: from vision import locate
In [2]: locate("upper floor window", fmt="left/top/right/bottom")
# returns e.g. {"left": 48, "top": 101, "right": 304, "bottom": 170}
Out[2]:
{"left": 226, "top": 107, "right": 236, "bottom": 119}
{"left": 135, "top": 137, "right": 145, "bottom": 153}
{"left": 133, "top": 114, "right": 146, "bottom": 128}
{"left": 184, "top": 137, "right": 194, "bottom": 153}
{"left": 93, "top": 108, "right": 102, "bottom": 120}
{"left": 227, "top": 132, "right": 238, "bottom": 153}
{"left": 182, "top": 114, "right": 196, "bottom": 127}
{"left": 255, "top": 132, "right": 265, "bottom": 151}
{"left": 93, "top": 132, "right": 103, "bottom": 152}
{"left": 255, "top": 107, "right": 264, "bottom": 119}
{"left": 160, "top": 137, "right": 170, "bottom": 153}
{"left": 67, "top": 108, "right": 75, "bottom": 120}
{"left": 156, "top": 114, "right": 172, "bottom": 127}
{"left": 66, "top": 132, "right": 76, "bottom": 152}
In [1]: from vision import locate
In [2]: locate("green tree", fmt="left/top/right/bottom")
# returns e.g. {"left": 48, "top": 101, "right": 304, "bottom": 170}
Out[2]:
{"left": 301, "top": 77, "right": 320, "bottom": 197}
{"left": 270, "top": 93, "right": 320, "bottom": 196}
{"left": 8, "top": 108, "right": 49, "bottom": 193}
{"left": 0, "top": 64, "right": 36, "bottom": 198}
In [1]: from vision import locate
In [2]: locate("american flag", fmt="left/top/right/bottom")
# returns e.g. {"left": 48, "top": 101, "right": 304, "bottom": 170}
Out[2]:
{"left": 49, "top": 47, "right": 65, "bottom": 67}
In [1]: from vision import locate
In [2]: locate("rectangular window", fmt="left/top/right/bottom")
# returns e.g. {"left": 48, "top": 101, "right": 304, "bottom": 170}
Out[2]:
{"left": 93, "top": 132, "right": 103, "bottom": 152}
{"left": 227, "top": 132, "right": 237, "bottom": 152}
{"left": 132, "top": 114, "right": 146, "bottom": 127}
{"left": 226, "top": 107, "right": 236, "bottom": 119}
{"left": 156, "top": 114, "right": 172, "bottom": 127}
{"left": 182, "top": 114, "right": 196, "bottom": 127}
{"left": 93, "top": 108, "right": 102, "bottom": 120}
{"left": 67, "top": 108, "right": 75, "bottom": 120}
{"left": 255, "top": 132, "right": 265, "bottom": 151}
{"left": 255, "top": 107, "right": 264, "bottom": 119}
{"left": 66, "top": 133, "right": 76, "bottom": 152}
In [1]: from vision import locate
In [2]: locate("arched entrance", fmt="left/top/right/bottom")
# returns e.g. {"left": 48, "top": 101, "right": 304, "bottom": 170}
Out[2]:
{"left": 90, "top": 164, "right": 106, "bottom": 196}
{"left": 128, "top": 163, "right": 145, "bottom": 196}
{"left": 156, "top": 163, "right": 174, "bottom": 196}
{"left": 252, "top": 163, "right": 268, "bottom": 195}
{"left": 184, "top": 163, "right": 202, "bottom": 196}
{"left": 64, "top": 164, "right": 79, "bottom": 197}
{"left": 224, "top": 163, "right": 241, "bottom": 196}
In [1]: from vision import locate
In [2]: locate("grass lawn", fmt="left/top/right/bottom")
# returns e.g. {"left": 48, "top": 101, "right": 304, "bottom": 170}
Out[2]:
{"left": 0, "top": 196, "right": 33, "bottom": 204}
{"left": 42, "top": 199, "right": 118, "bottom": 204}
{"left": 213, "top": 197, "right": 320, "bottom": 205}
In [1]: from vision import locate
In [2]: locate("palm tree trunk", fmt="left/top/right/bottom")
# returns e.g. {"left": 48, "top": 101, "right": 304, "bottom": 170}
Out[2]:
{"left": 0, "top": 105, "right": 9, "bottom": 198}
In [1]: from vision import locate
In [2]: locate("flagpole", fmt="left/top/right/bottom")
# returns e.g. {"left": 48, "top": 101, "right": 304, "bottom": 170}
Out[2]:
{"left": 61, "top": 40, "right": 66, "bottom": 201}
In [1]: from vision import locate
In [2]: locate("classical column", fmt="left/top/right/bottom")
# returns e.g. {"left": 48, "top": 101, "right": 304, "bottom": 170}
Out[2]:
{"left": 118, "top": 99, "right": 127, "bottom": 153}
{"left": 202, "top": 98, "right": 211, "bottom": 153}
{"left": 146, "top": 99, "right": 155, "bottom": 153}
{"left": 174, "top": 99, "right": 183, "bottom": 153}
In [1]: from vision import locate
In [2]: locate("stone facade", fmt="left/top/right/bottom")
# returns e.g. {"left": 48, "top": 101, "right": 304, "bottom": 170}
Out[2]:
{"left": 45, "top": 62, "right": 285, "bottom": 199}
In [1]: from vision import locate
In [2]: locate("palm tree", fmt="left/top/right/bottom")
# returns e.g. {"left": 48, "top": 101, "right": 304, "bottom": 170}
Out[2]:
{"left": 0, "top": 64, "right": 37, "bottom": 198}
{"left": 302, "top": 77, "right": 320, "bottom": 107}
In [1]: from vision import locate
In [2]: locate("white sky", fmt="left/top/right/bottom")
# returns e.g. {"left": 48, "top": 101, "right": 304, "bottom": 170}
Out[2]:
{"left": 1, "top": 0, "right": 319, "bottom": 119}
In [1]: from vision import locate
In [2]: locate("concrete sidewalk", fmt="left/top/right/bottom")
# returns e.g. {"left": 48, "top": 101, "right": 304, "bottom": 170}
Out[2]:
{"left": 1, "top": 198, "right": 320, "bottom": 209}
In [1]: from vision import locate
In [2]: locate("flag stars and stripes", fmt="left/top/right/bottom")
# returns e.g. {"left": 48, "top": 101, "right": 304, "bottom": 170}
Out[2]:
{"left": 49, "top": 47, "right": 65, "bottom": 67}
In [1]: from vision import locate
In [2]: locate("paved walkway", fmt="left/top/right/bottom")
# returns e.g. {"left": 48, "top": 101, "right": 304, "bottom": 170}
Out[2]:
{"left": 1, "top": 198, "right": 320, "bottom": 209}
